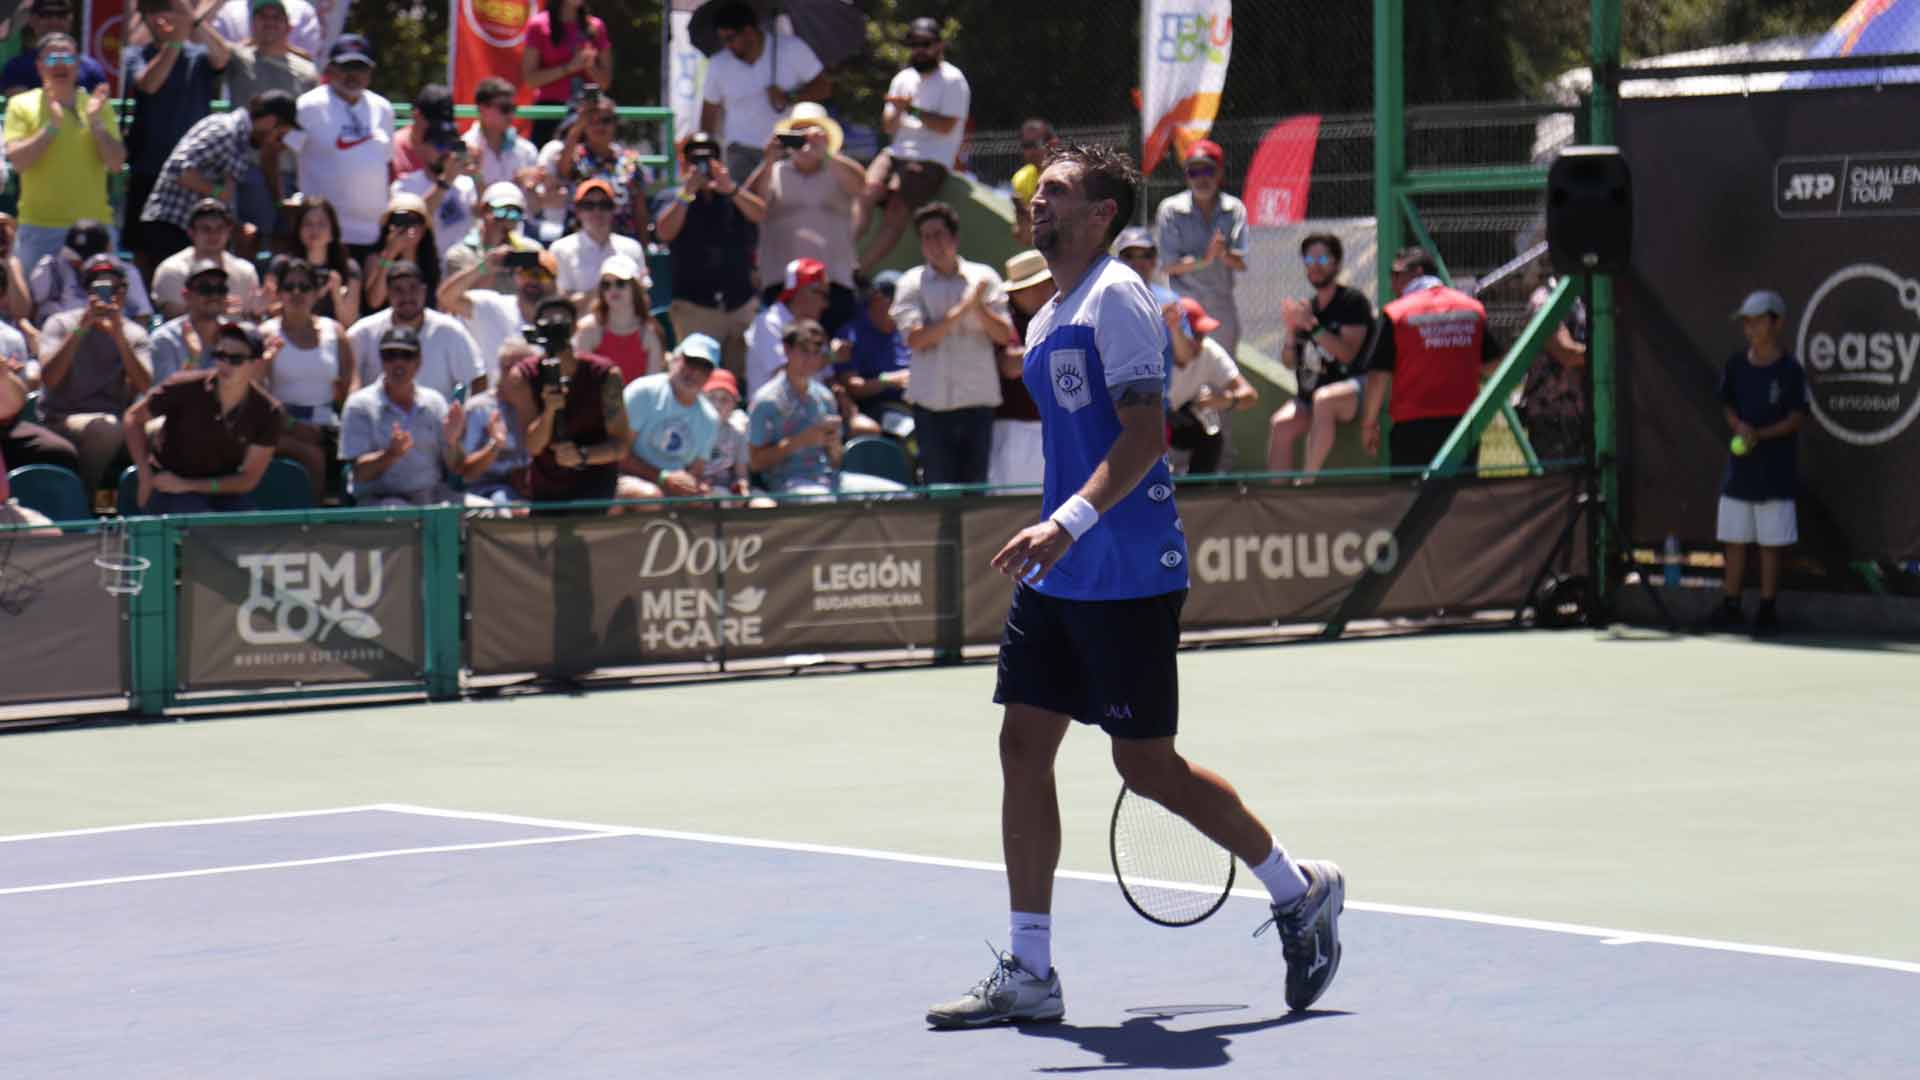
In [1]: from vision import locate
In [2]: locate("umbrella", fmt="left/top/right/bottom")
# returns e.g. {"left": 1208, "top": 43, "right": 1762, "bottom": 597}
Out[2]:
{"left": 685, "top": 0, "right": 871, "bottom": 69}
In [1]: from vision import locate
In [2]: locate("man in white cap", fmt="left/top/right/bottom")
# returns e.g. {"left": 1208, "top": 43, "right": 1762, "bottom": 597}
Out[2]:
{"left": 749, "top": 104, "right": 862, "bottom": 331}
{"left": 616, "top": 332, "right": 723, "bottom": 504}
{"left": 744, "top": 256, "right": 829, "bottom": 397}
{"left": 1708, "top": 288, "right": 1806, "bottom": 638}
{"left": 445, "top": 181, "right": 545, "bottom": 292}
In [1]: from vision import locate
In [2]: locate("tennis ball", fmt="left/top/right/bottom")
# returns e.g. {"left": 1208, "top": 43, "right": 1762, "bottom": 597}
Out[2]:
{"left": 1730, "top": 435, "right": 1752, "bottom": 457}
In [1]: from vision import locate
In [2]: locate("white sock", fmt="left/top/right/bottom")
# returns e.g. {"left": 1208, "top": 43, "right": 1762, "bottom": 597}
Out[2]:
{"left": 1251, "top": 844, "right": 1310, "bottom": 906}
{"left": 1010, "top": 911, "right": 1052, "bottom": 976}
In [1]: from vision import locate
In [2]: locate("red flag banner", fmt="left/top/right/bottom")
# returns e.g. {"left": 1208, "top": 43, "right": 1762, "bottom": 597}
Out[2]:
{"left": 82, "top": 0, "right": 128, "bottom": 92}
{"left": 1241, "top": 114, "right": 1321, "bottom": 227}
{"left": 451, "top": 0, "right": 536, "bottom": 116}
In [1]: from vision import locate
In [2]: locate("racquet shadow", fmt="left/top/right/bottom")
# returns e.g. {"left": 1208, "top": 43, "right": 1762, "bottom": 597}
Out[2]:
{"left": 1015, "top": 1005, "right": 1351, "bottom": 1072}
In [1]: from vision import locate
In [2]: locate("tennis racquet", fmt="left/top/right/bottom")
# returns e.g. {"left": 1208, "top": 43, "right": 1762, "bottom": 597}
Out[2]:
{"left": 1109, "top": 785, "right": 1236, "bottom": 927}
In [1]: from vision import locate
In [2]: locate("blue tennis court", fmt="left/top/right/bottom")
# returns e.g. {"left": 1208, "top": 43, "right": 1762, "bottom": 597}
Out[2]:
{"left": 5, "top": 803, "right": 1913, "bottom": 1078}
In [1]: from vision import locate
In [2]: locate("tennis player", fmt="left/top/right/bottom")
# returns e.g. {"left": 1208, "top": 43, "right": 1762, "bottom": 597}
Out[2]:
{"left": 925, "top": 145, "right": 1344, "bottom": 1029}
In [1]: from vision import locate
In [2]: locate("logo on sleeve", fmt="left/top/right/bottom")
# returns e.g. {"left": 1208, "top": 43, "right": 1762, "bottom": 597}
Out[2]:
{"left": 1050, "top": 348, "right": 1092, "bottom": 413}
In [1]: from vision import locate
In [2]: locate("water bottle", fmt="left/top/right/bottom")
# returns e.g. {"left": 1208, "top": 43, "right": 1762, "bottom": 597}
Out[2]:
{"left": 1662, "top": 533, "right": 1682, "bottom": 588}
{"left": 1195, "top": 384, "right": 1222, "bottom": 437}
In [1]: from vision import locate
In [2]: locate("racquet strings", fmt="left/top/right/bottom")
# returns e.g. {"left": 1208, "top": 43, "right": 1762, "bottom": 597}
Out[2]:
{"left": 1111, "top": 786, "right": 1235, "bottom": 926}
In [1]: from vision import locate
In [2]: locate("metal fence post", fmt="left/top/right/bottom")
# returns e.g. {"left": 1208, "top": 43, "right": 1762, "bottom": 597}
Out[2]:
{"left": 126, "top": 516, "right": 176, "bottom": 716}
{"left": 421, "top": 506, "right": 462, "bottom": 700}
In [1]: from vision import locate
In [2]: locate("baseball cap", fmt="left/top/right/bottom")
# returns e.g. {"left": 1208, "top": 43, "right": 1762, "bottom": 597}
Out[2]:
{"left": 1184, "top": 139, "right": 1225, "bottom": 167}
{"left": 1732, "top": 290, "right": 1787, "bottom": 320}
{"left": 1004, "top": 249, "right": 1052, "bottom": 292}
{"left": 189, "top": 197, "right": 234, "bottom": 224}
{"left": 384, "top": 259, "right": 424, "bottom": 283}
{"left": 327, "top": 33, "right": 374, "bottom": 67}
{"left": 868, "top": 269, "right": 903, "bottom": 298}
{"left": 598, "top": 253, "right": 646, "bottom": 284}
{"left": 64, "top": 219, "right": 110, "bottom": 259}
{"left": 676, "top": 333, "right": 722, "bottom": 368}
{"left": 703, "top": 368, "right": 740, "bottom": 397}
{"left": 574, "top": 177, "right": 617, "bottom": 203}
{"left": 378, "top": 325, "right": 422, "bottom": 355}
{"left": 214, "top": 319, "right": 263, "bottom": 356}
{"left": 30, "top": 0, "right": 72, "bottom": 15}
{"left": 482, "top": 181, "right": 527, "bottom": 211}
{"left": 250, "top": 0, "right": 288, "bottom": 11}
{"left": 780, "top": 257, "right": 828, "bottom": 301}
{"left": 907, "top": 16, "right": 942, "bottom": 40}
{"left": 1113, "top": 225, "right": 1156, "bottom": 254}
{"left": 185, "top": 255, "right": 228, "bottom": 282}
{"left": 1177, "top": 297, "right": 1221, "bottom": 336}
{"left": 248, "top": 89, "right": 301, "bottom": 130}
{"left": 81, "top": 253, "right": 124, "bottom": 282}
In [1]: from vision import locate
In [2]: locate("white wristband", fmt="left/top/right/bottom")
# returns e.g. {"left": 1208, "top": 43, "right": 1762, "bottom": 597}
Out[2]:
{"left": 1048, "top": 494, "right": 1098, "bottom": 542}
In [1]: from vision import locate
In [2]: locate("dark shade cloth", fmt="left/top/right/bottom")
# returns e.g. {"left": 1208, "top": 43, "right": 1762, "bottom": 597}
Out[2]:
{"left": 1718, "top": 351, "right": 1807, "bottom": 502}
{"left": 148, "top": 368, "right": 284, "bottom": 478}
{"left": 508, "top": 351, "right": 620, "bottom": 502}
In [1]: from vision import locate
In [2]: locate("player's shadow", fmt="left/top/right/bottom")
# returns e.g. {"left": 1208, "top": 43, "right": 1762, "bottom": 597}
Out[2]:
{"left": 1017, "top": 1004, "right": 1349, "bottom": 1072}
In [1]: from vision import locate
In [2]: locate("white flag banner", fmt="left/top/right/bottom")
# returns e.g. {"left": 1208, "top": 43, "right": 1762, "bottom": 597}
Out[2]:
{"left": 311, "top": 0, "right": 353, "bottom": 54}
{"left": 1140, "top": 0, "right": 1233, "bottom": 174}
{"left": 667, "top": 0, "right": 709, "bottom": 149}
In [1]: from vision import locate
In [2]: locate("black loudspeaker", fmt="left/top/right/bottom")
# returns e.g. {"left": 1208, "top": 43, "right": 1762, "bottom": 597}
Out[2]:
{"left": 1547, "top": 146, "right": 1632, "bottom": 275}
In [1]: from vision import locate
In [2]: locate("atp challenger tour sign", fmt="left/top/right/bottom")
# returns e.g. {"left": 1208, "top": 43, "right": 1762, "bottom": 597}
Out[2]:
{"left": 1619, "top": 86, "right": 1920, "bottom": 562}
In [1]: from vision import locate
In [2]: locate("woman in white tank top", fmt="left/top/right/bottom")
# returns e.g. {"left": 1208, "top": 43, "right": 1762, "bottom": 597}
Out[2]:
{"left": 261, "top": 258, "right": 357, "bottom": 501}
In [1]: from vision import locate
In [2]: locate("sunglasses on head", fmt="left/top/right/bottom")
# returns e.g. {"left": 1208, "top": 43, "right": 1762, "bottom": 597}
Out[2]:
{"left": 190, "top": 281, "right": 229, "bottom": 296}
{"left": 211, "top": 349, "right": 252, "bottom": 365}
{"left": 576, "top": 199, "right": 615, "bottom": 212}
{"left": 389, "top": 214, "right": 425, "bottom": 230}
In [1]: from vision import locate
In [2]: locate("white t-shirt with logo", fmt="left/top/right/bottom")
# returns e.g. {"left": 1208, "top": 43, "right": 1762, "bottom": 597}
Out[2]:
{"left": 885, "top": 61, "right": 970, "bottom": 168}
{"left": 285, "top": 86, "right": 397, "bottom": 246}
{"left": 700, "top": 33, "right": 824, "bottom": 149}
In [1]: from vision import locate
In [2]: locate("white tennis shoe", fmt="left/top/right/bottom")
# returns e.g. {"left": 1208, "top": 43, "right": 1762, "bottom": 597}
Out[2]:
{"left": 925, "top": 947, "right": 1065, "bottom": 1028}
{"left": 1255, "top": 859, "right": 1345, "bottom": 1011}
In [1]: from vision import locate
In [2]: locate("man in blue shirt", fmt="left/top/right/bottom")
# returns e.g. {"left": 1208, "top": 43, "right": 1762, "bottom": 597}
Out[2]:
{"left": 1709, "top": 290, "right": 1807, "bottom": 638}
{"left": 0, "top": 0, "right": 111, "bottom": 96}
{"left": 829, "top": 269, "right": 911, "bottom": 428}
{"left": 125, "top": 0, "right": 230, "bottom": 276}
{"left": 926, "top": 145, "right": 1344, "bottom": 1031}
{"left": 616, "top": 333, "right": 723, "bottom": 503}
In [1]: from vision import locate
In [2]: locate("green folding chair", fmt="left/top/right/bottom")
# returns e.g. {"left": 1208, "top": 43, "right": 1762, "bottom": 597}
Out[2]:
{"left": 7, "top": 464, "right": 91, "bottom": 523}
{"left": 841, "top": 436, "right": 914, "bottom": 487}
{"left": 255, "top": 458, "right": 314, "bottom": 510}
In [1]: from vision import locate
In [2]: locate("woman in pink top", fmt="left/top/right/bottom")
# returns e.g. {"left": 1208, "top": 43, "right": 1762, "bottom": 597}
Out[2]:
{"left": 573, "top": 253, "right": 663, "bottom": 384}
{"left": 522, "top": 0, "right": 614, "bottom": 141}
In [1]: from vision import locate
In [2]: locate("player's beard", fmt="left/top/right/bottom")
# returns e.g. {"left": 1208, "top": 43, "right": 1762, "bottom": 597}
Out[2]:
{"left": 1033, "top": 205, "right": 1079, "bottom": 256}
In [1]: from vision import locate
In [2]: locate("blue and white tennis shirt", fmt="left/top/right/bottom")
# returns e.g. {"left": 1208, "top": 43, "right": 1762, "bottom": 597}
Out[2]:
{"left": 1022, "top": 255, "right": 1189, "bottom": 602}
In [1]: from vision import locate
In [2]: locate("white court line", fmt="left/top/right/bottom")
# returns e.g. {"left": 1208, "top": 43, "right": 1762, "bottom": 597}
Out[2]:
{"left": 0, "top": 830, "right": 635, "bottom": 898}
{"left": 373, "top": 803, "right": 1920, "bottom": 977}
{"left": 0, "top": 805, "right": 395, "bottom": 844}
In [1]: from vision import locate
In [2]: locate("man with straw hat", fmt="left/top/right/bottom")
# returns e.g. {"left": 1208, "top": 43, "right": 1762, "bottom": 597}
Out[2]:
{"left": 750, "top": 102, "right": 863, "bottom": 333}
{"left": 988, "top": 249, "right": 1054, "bottom": 489}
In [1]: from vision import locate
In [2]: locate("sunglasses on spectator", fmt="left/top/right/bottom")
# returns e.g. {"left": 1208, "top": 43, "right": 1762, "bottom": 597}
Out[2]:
{"left": 599, "top": 279, "right": 628, "bottom": 291}
{"left": 1302, "top": 254, "right": 1335, "bottom": 266}
{"left": 43, "top": 53, "right": 78, "bottom": 68}
{"left": 1185, "top": 164, "right": 1217, "bottom": 179}
{"left": 282, "top": 280, "right": 316, "bottom": 294}
{"left": 588, "top": 112, "right": 617, "bottom": 127}
{"left": 211, "top": 349, "right": 252, "bottom": 365}
{"left": 336, "top": 61, "right": 371, "bottom": 74}
{"left": 190, "top": 281, "right": 230, "bottom": 296}
{"left": 380, "top": 350, "right": 419, "bottom": 363}
{"left": 489, "top": 102, "right": 517, "bottom": 116}
{"left": 1020, "top": 140, "right": 1044, "bottom": 149}
{"left": 576, "top": 200, "right": 615, "bottom": 212}
{"left": 490, "top": 206, "right": 523, "bottom": 220}
{"left": 907, "top": 37, "right": 937, "bottom": 48}
{"left": 389, "top": 214, "right": 425, "bottom": 230}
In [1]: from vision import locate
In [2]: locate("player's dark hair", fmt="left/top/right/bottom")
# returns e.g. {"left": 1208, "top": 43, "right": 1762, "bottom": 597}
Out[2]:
{"left": 912, "top": 201, "right": 960, "bottom": 237}
{"left": 1394, "top": 246, "right": 1439, "bottom": 277}
{"left": 1301, "top": 233, "right": 1343, "bottom": 262}
{"left": 1044, "top": 144, "right": 1140, "bottom": 248}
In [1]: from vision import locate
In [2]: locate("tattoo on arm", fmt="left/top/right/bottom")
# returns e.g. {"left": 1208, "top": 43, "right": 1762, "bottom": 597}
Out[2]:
{"left": 600, "top": 375, "right": 624, "bottom": 427}
{"left": 1114, "top": 384, "right": 1163, "bottom": 411}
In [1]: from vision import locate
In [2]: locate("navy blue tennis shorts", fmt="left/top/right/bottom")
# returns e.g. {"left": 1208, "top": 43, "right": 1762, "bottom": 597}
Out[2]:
{"left": 993, "top": 583, "right": 1185, "bottom": 739}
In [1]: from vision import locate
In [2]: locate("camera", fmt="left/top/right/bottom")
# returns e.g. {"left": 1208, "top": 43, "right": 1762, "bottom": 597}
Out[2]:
{"left": 776, "top": 132, "right": 807, "bottom": 150}
{"left": 90, "top": 281, "right": 116, "bottom": 302}
{"left": 504, "top": 250, "right": 542, "bottom": 271}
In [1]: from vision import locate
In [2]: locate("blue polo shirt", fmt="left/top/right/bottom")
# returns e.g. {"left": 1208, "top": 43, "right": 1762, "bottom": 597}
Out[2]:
{"left": 831, "top": 308, "right": 909, "bottom": 405}
{"left": 1719, "top": 350, "right": 1807, "bottom": 502}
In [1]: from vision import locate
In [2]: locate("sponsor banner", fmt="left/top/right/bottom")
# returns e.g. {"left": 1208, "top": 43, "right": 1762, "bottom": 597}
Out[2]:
{"left": 179, "top": 524, "right": 424, "bottom": 689}
{"left": 962, "top": 476, "right": 1577, "bottom": 642}
{"left": 0, "top": 532, "right": 124, "bottom": 704}
{"left": 449, "top": 0, "right": 536, "bottom": 119}
{"left": 468, "top": 507, "right": 954, "bottom": 674}
{"left": 1243, "top": 115, "right": 1321, "bottom": 227}
{"left": 1619, "top": 87, "right": 1920, "bottom": 562}
{"left": 82, "top": 0, "right": 128, "bottom": 92}
{"left": 1140, "top": 0, "right": 1233, "bottom": 174}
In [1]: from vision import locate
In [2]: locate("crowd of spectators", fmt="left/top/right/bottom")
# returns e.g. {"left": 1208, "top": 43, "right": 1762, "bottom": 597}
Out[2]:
{"left": 1, "top": 3, "right": 1555, "bottom": 530}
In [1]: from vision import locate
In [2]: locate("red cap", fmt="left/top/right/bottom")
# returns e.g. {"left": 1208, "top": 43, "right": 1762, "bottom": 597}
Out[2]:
{"left": 703, "top": 368, "right": 740, "bottom": 397}
{"left": 1184, "top": 139, "right": 1225, "bottom": 167}
{"left": 1177, "top": 296, "right": 1221, "bottom": 336}
{"left": 779, "top": 257, "right": 828, "bottom": 302}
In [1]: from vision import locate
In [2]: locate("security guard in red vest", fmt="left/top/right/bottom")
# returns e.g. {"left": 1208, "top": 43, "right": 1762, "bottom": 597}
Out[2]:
{"left": 1360, "top": 246, "right": 1502, "bottom": 468}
